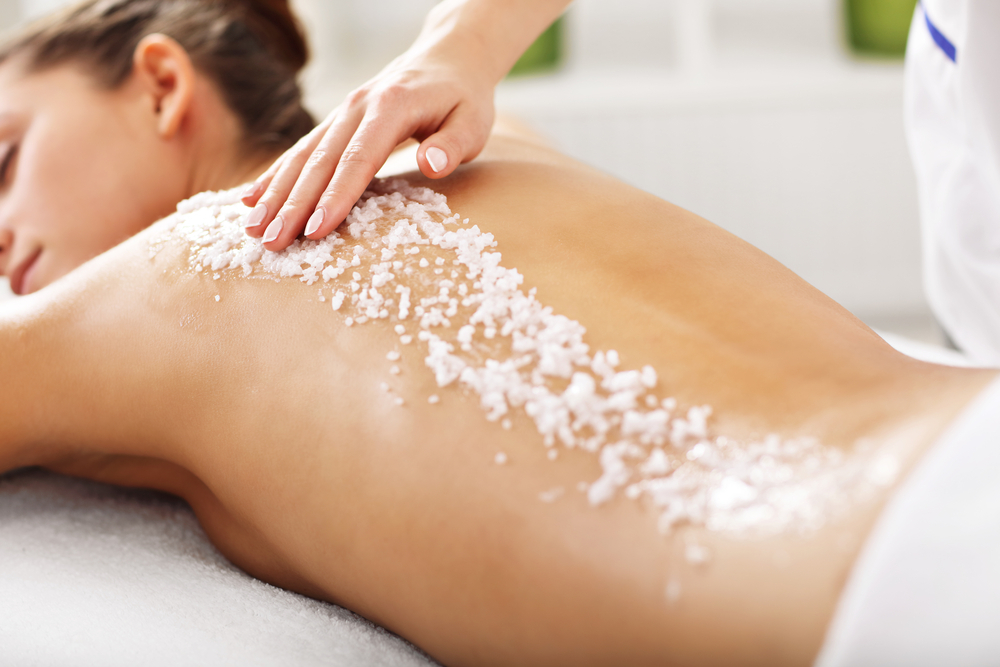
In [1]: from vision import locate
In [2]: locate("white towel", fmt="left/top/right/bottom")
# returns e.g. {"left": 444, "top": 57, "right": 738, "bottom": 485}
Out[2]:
{"left": 0, "top": 469, "right": 438, "bottom": 667}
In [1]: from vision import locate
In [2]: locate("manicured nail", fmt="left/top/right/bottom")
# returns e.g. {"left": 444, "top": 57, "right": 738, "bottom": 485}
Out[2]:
{"left": 263, "top": 217, "right": 283, "bottom": 243}
{"left": 242, "top": 181, "right": 262, "bottom": 201}
{"left": 305, "top": 208, "right": 325, "bottom": 236}
{"left": 243, "top": 202, "right": 267, "bottom": 228}
{"left": 426, "top": 146, "right": 447, "bottom": 173}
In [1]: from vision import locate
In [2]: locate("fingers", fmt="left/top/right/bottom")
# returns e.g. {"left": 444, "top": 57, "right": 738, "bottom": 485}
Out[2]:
{"left": 417, "top": 100, "right": 494, "bottom": 180}
{"left": 239, "top": 155, "right": 279, "bottom": 207}
{"left": 260, "top": 105, "right": 404, "bottom": 249}
{"left": 304, "top": 112, "right": 418, "bottom": 242}
{"left": 241, "top": 80, "right": 495, "bottom": 251}
{"left": 241, "top": 114, "right": 332, "bottom": 209}
{"left": 242, "top": 109, "right": 361, "bottom": 248}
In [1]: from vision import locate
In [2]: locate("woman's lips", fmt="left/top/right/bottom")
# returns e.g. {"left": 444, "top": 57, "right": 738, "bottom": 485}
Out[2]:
{"left": 9, "top": 248, "right": 41, "bottom": 296}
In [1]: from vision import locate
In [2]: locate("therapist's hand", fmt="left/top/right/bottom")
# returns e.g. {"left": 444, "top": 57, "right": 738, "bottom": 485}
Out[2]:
{"left": 240, "top": 34, "right": 495, "bottom": 250}
{"left": 241, "top": 0, "right": 573, "bottom": 251}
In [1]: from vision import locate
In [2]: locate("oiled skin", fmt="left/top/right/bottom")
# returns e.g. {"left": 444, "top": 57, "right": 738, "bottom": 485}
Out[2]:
{"left": 0, "top": 134, "right": 994, "bottom": 666}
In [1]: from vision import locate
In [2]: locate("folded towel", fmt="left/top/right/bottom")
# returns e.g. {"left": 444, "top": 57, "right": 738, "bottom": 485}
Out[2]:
{"left": 0, "top": 469, "right": 437, "bottom": 667}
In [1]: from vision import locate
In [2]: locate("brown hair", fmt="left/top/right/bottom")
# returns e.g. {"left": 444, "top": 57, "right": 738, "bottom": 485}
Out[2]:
{"left": 0, "top": 0, "right": 315, "bottom": 155}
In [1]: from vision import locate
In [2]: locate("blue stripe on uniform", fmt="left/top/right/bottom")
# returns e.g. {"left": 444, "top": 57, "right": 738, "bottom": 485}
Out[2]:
{"left": 923, "top": 3, "right": 957, "bottom": 63}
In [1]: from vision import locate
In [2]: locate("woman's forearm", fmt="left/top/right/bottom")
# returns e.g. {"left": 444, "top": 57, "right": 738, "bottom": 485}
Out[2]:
{"left": 0, "top": 261, "right": 189, "bottom": 476}
{"left": 417, "top": 0, "right": 573, "bottom": 85}
{"left": 0, "top": 299, "right": 53, "bottom": 473}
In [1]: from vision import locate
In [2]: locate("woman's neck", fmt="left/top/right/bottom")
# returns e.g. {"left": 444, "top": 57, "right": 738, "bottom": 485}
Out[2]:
{"left": 186, "top": 141, "right": 281, "bottom": 198}
{"left": 180, "top": 76, "right": 285, "bottom": 196}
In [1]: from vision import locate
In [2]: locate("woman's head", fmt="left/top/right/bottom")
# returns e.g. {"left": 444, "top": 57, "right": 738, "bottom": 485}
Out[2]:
{"left": 0, "top": 0, "right": 315, "bottom": 295}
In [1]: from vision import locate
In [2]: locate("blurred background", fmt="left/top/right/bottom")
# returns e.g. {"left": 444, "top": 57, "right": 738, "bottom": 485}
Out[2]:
{"left": 0, "top": 0, "right": 939, "bottom": 343}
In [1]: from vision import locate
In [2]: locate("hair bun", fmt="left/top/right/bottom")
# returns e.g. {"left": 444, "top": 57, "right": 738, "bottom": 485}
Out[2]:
{"left": 235, "top": 0, "right": 309, "bottom": 73}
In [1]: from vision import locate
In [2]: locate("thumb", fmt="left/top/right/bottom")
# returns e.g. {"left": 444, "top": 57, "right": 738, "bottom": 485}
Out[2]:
{"left": 418, "top": 103, "right": 493, "bottom": 179}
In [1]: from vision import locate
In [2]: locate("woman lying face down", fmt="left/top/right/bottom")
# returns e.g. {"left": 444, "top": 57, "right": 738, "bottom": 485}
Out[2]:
{"left": 1, "top": 2, "right": 998, "bottom": 666}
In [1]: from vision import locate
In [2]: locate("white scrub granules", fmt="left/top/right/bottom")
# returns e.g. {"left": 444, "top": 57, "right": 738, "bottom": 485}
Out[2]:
{"left": 157, "top": 180, "right": 895, "bottom": 538}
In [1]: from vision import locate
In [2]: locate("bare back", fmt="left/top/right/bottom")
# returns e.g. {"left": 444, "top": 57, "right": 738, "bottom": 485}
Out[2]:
{"left": 3, "top": 133, "right": 994, "bottom": 666}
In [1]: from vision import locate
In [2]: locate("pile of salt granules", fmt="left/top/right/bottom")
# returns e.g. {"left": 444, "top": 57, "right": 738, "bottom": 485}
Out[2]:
{"left": 159, "top": 179, "right": 897, "bottom": 542}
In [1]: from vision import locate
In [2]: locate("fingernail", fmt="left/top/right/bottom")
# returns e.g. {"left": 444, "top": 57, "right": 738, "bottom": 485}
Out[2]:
{"left": 263, "top": 217, "right": 283, "bottom": 243}
{"left": 426, "top": 147, "right": 447, "bottom": 173}
{"left": 243, "top": 203, "right": 267, "bottom": 228}
{"left": 242, "top": 181, "right": 262, "bottom": 200}
{"left": 305, "top": 208, "right": 325, "bottom": 236}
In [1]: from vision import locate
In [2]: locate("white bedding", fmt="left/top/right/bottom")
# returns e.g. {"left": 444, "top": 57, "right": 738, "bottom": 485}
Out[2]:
{"left": 0, "top": 470, "right": 437, "bottom": 667}
{"left": 0, "top": 322, "right": 971, "bottom": 665}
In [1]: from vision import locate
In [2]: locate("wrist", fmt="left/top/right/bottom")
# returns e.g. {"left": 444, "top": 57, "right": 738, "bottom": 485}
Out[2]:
{"left": 416, "top": 0, "right": 570, "bottom": 85}
{"left": 413, "top": 3, "right": 506, "bottom": 86}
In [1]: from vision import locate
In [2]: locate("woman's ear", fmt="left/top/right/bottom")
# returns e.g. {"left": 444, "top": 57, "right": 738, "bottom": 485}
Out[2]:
{"left": 131, "top": 34, "right": 195, "bottom": 140}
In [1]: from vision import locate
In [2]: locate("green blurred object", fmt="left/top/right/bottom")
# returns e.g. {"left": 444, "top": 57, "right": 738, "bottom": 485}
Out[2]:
{"left": 845, "top": 0, "right": 919, "bottom": 57}
{"left": 508, "top": 17, "right": 563, "bottom": 77}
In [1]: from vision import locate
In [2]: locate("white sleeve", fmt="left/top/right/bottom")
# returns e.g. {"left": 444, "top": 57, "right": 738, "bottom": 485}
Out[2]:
{"left": 906, "top": 0, "right": 1000, "bottom": 365}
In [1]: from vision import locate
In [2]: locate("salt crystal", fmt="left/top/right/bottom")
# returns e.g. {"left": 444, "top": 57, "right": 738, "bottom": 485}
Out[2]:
{"left": 331, "top": 291, "right": 345, "bottom": 311}
{"left": 400, "top": 335, "right": 413, "bottom": 344}
{"left": 390, "top": 365, "right": 401, "bottom": 375}
{"left": 394, "top": 325, "right": 406, "bottom": 335}
{"left": 428, "top": 394, "right": 440, "bottom": 404}
{"left": 494, "top": 452, "right": 507, "bottom": 465}
{"left": 394, "top": 396, "right": 405, "bottom": 406}
{"left": 665, "top": 580, "right": 682, "bottom": 604}
{"left": 214, "top": 295, "right": 220, "bottom": 302}
{"left": 685, "top": 541, "right": 712, "bottom": 565}
{"left": 539, "top": 487, "right": 564, "bottom": 503}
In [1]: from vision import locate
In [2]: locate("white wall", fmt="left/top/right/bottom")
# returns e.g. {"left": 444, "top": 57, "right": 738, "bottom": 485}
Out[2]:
{"left": 495, "top": 0, "right": 928, "bottom": 326}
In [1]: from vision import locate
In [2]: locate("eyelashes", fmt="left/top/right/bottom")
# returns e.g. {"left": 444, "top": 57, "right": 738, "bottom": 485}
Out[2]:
{"left": 0, "top": 142, "right": 18, "bottom": 186}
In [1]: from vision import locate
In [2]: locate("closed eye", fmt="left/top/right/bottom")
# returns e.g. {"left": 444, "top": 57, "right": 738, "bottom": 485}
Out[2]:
{"left": 0, "top": 142, "right": 18, "bottom": 186}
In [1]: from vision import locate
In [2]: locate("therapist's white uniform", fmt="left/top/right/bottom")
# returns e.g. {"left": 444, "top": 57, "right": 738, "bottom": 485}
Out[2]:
{"left": 812, "top": 5, "right": 1000, "bottom": 665}
{"left": 906, "top": 0, "right": 1000, "bottom": 364}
